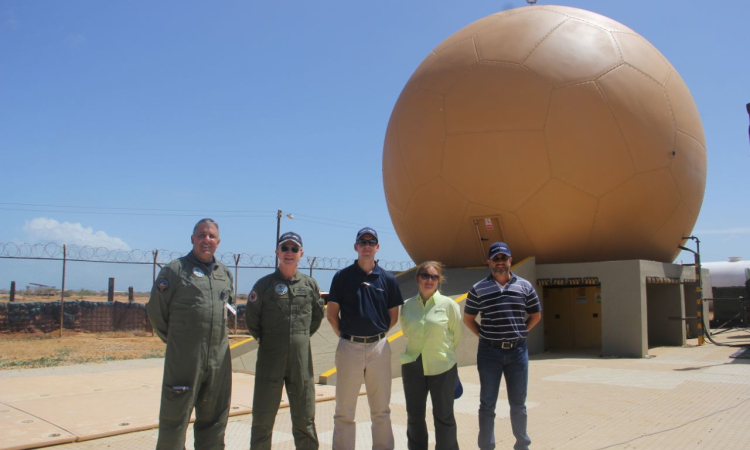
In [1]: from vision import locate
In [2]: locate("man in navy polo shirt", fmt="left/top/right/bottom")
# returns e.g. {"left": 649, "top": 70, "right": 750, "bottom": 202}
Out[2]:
{"left": 326, "top": 227, "right": 404, "bottom": 450}
{"left": 463, "top": 242, "right": 542, "bottom": 450}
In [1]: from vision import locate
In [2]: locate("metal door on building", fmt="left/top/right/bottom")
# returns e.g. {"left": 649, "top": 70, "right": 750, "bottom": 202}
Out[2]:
{"left": 472, "top": 217, "right": 504, "bottom": 264}
{"left": 543, "top": 286, "right": 602, "bottom": 349}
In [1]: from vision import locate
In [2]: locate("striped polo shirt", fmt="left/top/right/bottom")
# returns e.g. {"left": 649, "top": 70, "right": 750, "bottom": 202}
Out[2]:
{"left": 464, "top": 272, "right": 541, "bottom": 342}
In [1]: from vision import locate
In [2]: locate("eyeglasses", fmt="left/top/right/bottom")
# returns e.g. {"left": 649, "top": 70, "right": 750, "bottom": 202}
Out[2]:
{"left": 280, "top": 246, "right": 300, "bottom": 253}
{"left": 492, "top": 255, "right": 510, "bottom": 262}
{"left": 356, "top": 239, "right": 378, "bottom": 247}
{"left": 418, "top": 273, "right": 440, "bottom": 281}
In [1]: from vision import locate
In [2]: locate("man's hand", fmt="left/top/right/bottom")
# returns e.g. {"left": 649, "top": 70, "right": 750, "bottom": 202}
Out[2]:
{"left": 327, "top": 302, "right": 341, "bottom": 337}
{"left": 463, "top": 313, "right": 481, "bottom": 338}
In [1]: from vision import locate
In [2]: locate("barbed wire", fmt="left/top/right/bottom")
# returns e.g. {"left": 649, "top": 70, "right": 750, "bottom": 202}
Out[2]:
{"left": 0, "top": 242, "right": 415, "bottom": 272}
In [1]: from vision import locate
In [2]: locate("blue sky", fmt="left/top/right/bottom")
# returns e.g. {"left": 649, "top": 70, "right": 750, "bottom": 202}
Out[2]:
{"left": 1, "top": 0, "right": 749, "bottom": 289}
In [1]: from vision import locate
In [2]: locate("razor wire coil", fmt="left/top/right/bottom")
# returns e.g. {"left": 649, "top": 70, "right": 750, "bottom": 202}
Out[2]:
{"left": 0, "top": 242, "right": 415, "bottom": 271}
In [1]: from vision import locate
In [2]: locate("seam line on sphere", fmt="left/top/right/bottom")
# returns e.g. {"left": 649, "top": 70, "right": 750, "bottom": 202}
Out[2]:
{"left": 522, "top": 17, "right": 569, "bottom": 65}
{"left": 608, "top": 28, "right": 625, "bottom": 63}
{"left": 443, "top": 61, "right": 481, "bottom": 93}
{"left": 480, "top": 60, "right": 552, "bottom": 89}
{"left": 544, "top": 8, "right": 623, "bottom": 36}
{"left": 435, "top": 15, "right": 501, "bottom": 56}
{"left": 611, "top": 30, "right": 673, "bottom": 70}
{"left": 594, "top": 62, "right": 626, "bottom": 82}
{"left": 663, "top": 86, "right": 679, "bottom": 143}
{"left": 622, "top": 62, "right": 665, "bottom": 88}
{"left": 591, "top": 76, "right": 637, "bottom": 172}
{"left": 675, "top": 129, "right": 706, "bottom": 149}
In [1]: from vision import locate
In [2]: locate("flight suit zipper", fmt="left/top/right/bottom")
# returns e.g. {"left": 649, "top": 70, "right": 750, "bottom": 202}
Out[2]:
{"left": 287, "top": 280, "right": 293, "bottom": 353}
{"left": 205, "top": 262, "right": 214, "bottom": 372}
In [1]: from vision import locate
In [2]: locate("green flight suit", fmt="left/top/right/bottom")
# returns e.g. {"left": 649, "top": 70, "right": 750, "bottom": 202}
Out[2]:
{"left": 245, "top": 269, "right": 325, "bottom": 450}
{"left": 147, "top": 251, "right": 234, "bottom": 450}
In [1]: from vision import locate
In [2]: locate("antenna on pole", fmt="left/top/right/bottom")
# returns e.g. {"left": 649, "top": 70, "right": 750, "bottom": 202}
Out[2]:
{"left": 526, "top": 0, "right": 538, "bottom": 4}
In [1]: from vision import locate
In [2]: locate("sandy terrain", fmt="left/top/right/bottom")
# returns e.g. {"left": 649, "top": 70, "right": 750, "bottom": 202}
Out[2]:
{"left": 0, "top": 331, "right": 165, "bottom": 369}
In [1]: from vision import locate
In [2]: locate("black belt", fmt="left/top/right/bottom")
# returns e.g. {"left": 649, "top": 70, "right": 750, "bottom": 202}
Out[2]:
{"left": 341, "top": 332, "right": 386, "bottom": 344}
{"left": 485, "top": 339, "right": 524, "bottom": 349}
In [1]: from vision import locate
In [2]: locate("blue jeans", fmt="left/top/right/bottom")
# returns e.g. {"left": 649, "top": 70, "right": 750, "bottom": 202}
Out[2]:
{"left": 476, "top": 339, "right": 530, "bottom": 450}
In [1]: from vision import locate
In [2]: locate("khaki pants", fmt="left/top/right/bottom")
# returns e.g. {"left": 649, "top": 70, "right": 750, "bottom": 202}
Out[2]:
{"left": 332, "top": 337, "right": 393, "bottom": 450}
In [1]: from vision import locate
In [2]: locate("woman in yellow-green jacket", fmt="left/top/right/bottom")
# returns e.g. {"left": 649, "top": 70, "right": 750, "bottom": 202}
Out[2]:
{"left": 400, "top": 261, "right": 462, "bottom": 450}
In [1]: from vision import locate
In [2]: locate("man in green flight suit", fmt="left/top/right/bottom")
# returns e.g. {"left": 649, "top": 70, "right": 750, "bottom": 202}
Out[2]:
{"left": 246, "top": 231, "right": 325, "bottom": 449}
{"left": 147, "top": 218, "right": 234, "bottom": 450}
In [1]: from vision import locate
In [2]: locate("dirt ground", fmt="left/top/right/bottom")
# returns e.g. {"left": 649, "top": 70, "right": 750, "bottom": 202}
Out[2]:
{"left": 0, "top": 331, "right": 166, "bottom": 369}
{"left": 0, "top": 331, "right": 250, "bottom": 370}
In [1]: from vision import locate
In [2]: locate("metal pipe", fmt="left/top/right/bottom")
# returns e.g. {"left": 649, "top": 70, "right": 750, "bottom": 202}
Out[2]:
{"left": 275, "top": 209, "right": 282, "bottom": 267}
{"left": 681, "top": 236, "right": 704, "bottom": 345}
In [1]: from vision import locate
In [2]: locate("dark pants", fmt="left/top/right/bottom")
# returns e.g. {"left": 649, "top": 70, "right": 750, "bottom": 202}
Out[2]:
{"left": 477, "top": 339, "right": 530, "bottom": 450}
{"left": 402, "top": 356, "right": 459, "bottom": 450}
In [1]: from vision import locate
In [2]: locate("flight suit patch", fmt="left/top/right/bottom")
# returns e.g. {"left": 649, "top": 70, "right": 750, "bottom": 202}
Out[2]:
{"left": 193, "top": 267, "right": 205, "bottom": 278}
{"left": 220, "top": 290, "right": 228, "bottom": 300}
{"left": 157, "top": 278, "right": 169, "bottom": 291}
{"left": 275, "top": 284, "right": 288, "bottom": 296}
{"left": 249, "top": 291, "right": 258, "bottom": 302}
{"left": 292, "top": 287, "right": 308, "bottom": 296}
{"left": 213, "top": 272, "right": 225, "bottom": 281}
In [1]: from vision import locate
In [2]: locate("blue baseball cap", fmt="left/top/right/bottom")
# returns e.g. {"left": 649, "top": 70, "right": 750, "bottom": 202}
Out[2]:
{"left": 278, "top": 231, "right": 303, "bottom": 247}
{"left": 356, "top": 227, "right": 378, "bottom": 241}
{"left": 488, "top": 242, "right": 512, "bottom": 259}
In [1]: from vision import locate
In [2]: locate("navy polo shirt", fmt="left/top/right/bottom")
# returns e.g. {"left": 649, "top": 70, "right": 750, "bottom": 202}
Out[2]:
{"left": 328, "top": 261, "right": 404, "bottom": 337}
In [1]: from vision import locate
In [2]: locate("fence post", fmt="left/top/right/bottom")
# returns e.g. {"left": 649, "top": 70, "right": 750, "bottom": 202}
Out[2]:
{"left": 151, "top": 250, "right": 158, "bottom": 337}
{"left": 128, "top": 286, "right": 134, "bottom": 302}
{"left": 9, "top": 281, "right": 15, "bottom": 302}
{"left": 309, "top": 257, "right": 317, "bottom": 277}
{"left": 233, "top": 253, "right": 240, "bottom": 335}
{"left": 152, "top": 250, "right": 159, "bottom": 282}
{"left": 59, "top": 244, "right": 67, "bottom": 338}
{"left": 108, "top": 278, "right": 115, "bottom": 302}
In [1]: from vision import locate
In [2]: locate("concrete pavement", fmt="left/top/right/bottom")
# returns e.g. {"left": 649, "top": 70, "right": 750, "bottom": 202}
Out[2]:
{"left": 1, "top": 329, "right": 749, "bottom": 450}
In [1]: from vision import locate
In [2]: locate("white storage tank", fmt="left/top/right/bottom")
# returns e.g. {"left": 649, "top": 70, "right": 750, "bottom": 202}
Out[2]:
{"left": 702, "top": 258, "right": 750, "bottom": 325}
{"left": 702, "top": 257, "right": 750, "bottom": 288}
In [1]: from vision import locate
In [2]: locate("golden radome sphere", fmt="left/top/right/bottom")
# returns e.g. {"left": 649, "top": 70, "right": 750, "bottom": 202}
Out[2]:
{"left": 383, "top": 5, "right": 706, "bottom": 266}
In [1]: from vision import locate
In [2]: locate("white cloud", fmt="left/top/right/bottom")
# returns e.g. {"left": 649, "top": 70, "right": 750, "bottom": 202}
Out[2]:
{"left": 23, "top": 217, "right": 131, "bottom": 250}
{"left": 694, "top": 227, "right": 750, "bottom": 235}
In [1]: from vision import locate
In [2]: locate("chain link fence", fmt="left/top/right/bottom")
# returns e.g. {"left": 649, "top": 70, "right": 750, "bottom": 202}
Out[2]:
{"left": 0, "top": 242, "right": 414, "bottom": 337}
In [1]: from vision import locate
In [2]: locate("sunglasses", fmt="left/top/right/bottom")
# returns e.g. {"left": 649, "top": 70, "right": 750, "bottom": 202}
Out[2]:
{"left": 280, "top": 246, "right": 300, "bottom": 253}
{"left": 418, "top": 273, "right": 440, "bottom": 281}
{"left": 357, "top": 239, "right": 378, "bottom": 247}
{"left": 492, "top": 254, "right": 510, "bottom": 262}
